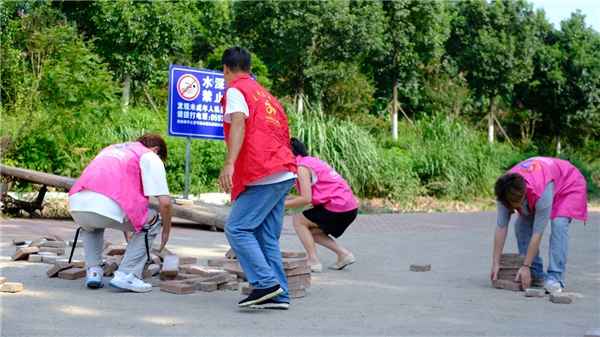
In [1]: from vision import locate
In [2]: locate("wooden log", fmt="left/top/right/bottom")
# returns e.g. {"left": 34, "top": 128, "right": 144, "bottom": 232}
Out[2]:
{"left": 0, "top": 164, "right": 75, "bottom": 190}
{"left": 0, "top": 164, "right": 228, "bottom": 229}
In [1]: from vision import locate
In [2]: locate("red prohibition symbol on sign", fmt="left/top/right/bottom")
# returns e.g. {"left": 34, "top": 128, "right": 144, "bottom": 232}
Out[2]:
{"left": 177, "top": 74, "right": 200, "bottom": 101}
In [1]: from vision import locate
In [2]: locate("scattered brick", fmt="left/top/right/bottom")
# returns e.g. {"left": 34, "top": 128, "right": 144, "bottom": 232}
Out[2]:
{"left": 524, "top": 288, "right": 545, "bottom": 297}
{"left": 219, "top": 281, "right": 239, "bottom": 291}
{"left": 223, "top": 261, "right": 245, "bottom": 279}
{"left": 180, "top": 265, "right": 226, "bottom": 278}
{"left": 67, "top": 240, "right": 84, "bottom": 247}
{"left": 285, "top": 265, "right": 311, "bottom": 277}
{"left": 40, "top": 241, "right": 67, "bottom": 249}
{"left": 283, "top": 257, "right": 308, "bottom": 270}
{"left": 498, "top": 268, "right": 519, "bottom": 279}
{"left": 44, "top": 234, "right": 64, "bottom": 241}
{"left": 500, "top": 253, "right": 524, "bottom": 268}
{"left": 54, "top": 258, "right": 84, "bottom": 268}
{"left": 143, "top": 264, "right": 161, "bottom": 279}
{"left": 28, "top": 254, "right": 43, "bottom": 263}
{"left": 104, "top": 245, "right": 127, "bottom": 256}
{"left": 160, "top": 281, "right": 194, "bottom": 295}
{"left": 103, "top": 262, "right": 119, "bottom": 277}
{"left": 287, "top": 274, "right": 311, "bottom": 289}
{"left": 47, "top": 262, "right": 75, "bottom": 278}
{"left": 207, "top": 258, "right": 227, "bottom": 267}
{"left": 196, "top": 281, "right": 218, "bottom": 292}
{"left": 0, "top": 282, "right": 24, "bottom": 293}
{"left": 39, "top": 247, "right": 65, "bottom": 255}
{"left": 492, "top": 279, "right": 522, "bottom": 291}
{"left": 178, "top": 256, "right": 198, "bottom": 265}
{"left": 13, "top": 247, "right": 40, "bottom": 261}
{"left": 550, "top": 292, "right": 576, "bottom": 304}
{"left": 282, "top": 251, "right": 307, "bottom": 259}
{"left": 409, "top": 264, "right": 431, "bottom": 272}
{"left": 30, "top": 238, "right": 48, "bottom": 248}
{"left": 58, "top": 267, "right": 86, "bottom": 280}
{"left": 41, "top": 254, "right": 59, "bottom": 265}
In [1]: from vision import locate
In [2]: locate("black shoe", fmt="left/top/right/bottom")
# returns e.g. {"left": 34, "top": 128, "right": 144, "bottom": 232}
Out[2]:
{"left": 238, "top": 285, "right": 283, "bottom": 307}
{"left": 250, "top": 298, "right": 290, "bottom": 310}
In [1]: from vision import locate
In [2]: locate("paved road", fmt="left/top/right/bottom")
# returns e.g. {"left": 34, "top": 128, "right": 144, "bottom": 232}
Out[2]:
{"left": 1, "top": 212, "right": 598, "bottom": 337}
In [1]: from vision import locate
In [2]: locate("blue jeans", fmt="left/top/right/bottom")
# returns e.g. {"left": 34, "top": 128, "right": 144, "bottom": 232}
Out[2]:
{"left": 225, "top": 179, "right": 295, "bottom": 302}
{"left": 515, "top": 215, "right": 571, "bottom": 287}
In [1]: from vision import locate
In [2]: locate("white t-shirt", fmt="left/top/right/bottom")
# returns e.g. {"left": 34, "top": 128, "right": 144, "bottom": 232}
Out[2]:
{"left": 224, "top": 87, "right": 296, "bottom": 185}
{"left": 69, "top": 151, "right": 169, "bottom": 223}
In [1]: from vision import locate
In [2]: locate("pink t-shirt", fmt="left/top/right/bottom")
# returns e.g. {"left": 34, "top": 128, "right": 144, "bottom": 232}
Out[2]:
{"left": 296, "top": 156, "right": 358, "bottom": 212}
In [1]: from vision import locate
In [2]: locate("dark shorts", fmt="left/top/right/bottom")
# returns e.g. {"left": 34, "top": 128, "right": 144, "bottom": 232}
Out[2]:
{"left": 302, "top": 205, "right": 358, "bottom": 238}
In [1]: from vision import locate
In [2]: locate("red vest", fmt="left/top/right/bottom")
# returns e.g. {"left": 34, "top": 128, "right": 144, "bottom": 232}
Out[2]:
{"left": 220, "top": 74, "right": 297, "bottom": 200}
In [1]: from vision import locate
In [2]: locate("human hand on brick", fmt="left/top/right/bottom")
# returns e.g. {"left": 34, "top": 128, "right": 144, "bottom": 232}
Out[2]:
{"left": 490, "top": 263, "right": 500, "bottom": 281}
{"left": 515, "top": 266, "right": 531, "bottom": 289}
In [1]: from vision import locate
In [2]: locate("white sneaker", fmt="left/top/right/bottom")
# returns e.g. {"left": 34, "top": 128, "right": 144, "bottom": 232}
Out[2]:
{"left": 109, "top": 271, "right": 152, "bottom": 293}
{"left": 85, "top": 266, "right": 104, "bottom": 289}
{"left": 544, "top": 279, "right": 563, "bottom": 294}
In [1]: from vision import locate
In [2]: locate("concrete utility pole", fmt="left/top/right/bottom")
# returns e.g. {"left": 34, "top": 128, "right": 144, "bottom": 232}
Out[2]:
{"left": 392, "top": 82, "right": 398, "bottom": 142}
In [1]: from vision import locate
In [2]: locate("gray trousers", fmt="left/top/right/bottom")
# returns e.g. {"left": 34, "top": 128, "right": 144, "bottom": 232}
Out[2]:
{"left": 70, "top": 210, "right": 161, "bottom": 278}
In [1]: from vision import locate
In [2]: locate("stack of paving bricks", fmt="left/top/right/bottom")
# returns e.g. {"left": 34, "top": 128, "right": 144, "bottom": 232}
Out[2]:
{"left": 492, "top": 253, "right": 524, "bottom": 291}
{"left": 239, "top": 251, "right": 311, "bottom": 299}
{"left": 12, "top": 235, "right": 72, "bottom": 265}
{"left": 157, "top": 248, "right": 241, "bottom": 295}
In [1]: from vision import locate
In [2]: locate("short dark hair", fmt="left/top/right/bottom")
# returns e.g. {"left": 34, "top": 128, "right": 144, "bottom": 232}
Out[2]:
{"left": 290, "top": 137, "right": 309, "bottom": 157}
{"left": 137, "top": 133, "right": 168, "bottom": 162}
{"left": 494, "top": 173, "right": 526, "bottom": 208}
{"left": 221, "top": 47, "right": 251, "bottom": 72}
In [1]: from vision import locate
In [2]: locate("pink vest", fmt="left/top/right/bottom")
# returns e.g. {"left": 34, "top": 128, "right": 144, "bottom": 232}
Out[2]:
{"left": 69, "top": 142, "right": 152, "bottom": 232}
{"left": 296, "top": 156, "right": 358, "bottom": 212}
{"left": 509, "top": 157, "right": 588, "bottom": 221}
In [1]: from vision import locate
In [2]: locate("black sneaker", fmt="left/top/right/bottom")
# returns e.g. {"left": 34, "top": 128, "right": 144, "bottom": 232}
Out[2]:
{"left": 238, "top": 285, "right": 283, "bottom": 307}
{"left": 250, "top": 298, "right": 290, "bottom": 310}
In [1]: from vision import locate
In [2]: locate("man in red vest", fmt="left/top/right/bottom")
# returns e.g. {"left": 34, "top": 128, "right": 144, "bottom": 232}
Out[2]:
{"left": 219, "top": 47, "right": 297, "bottom": 309}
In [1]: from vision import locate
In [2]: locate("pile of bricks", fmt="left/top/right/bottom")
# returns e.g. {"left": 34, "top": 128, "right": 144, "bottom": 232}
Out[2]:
{"left": 492, "top": 253, "right": 524, "bottom": 291}
{"left": 12, "top": 235, "right": 74, "bottom": 265}
{"left": 237, "top": 251, "right": 311, "bottom": 299}
{"left": 156, "top": 247, "right": 242, "bottom": 295}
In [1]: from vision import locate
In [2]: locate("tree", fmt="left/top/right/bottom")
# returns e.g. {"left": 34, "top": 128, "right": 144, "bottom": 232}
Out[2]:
{"left": 447, "top": 0, "right": 539, "bottom": 143}
{"left": 233, "top": 0, "right": 385, "bottom": 111}
{"left": 376, "top": 0, "right": 451, "bottom": 140}
{"left": 57, "top": 1, "right": 196, "bottom": 112}
{"left": 513, "top": 10, "right": 600, "bottom": 151}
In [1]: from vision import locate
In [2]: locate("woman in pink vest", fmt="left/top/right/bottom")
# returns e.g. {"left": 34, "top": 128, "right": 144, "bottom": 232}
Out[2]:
{"left": 491, "top": 157, "right": 587, "bottom": 293}
{"left": 285, "top": 138, "right": 359, "bottom": 273}
{"left": 69, "top": 134, "right": 172, "bottom": 292}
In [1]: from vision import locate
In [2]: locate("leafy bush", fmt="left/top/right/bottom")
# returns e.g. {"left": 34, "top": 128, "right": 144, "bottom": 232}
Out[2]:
{"left": 403, "top": 114, "right": 518, "bottom": 199}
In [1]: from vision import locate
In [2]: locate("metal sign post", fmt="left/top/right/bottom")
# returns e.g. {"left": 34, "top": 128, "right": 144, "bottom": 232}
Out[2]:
{"left": 167, "top": 65, "right": 226, "bottom": 199}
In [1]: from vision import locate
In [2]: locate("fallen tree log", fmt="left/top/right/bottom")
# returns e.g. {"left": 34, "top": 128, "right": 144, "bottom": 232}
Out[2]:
{"left": 0, "top": 164, "right": 227, "bottom": 229}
